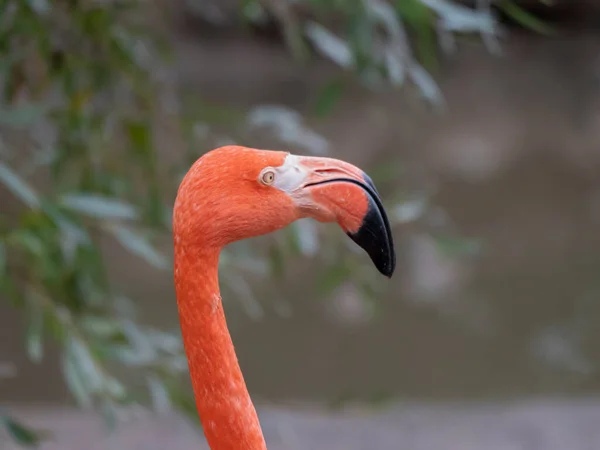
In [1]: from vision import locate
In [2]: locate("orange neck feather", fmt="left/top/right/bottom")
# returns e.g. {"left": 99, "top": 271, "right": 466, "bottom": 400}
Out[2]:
{"left": 173, "top": 243, "right": 267, "bottom": 449}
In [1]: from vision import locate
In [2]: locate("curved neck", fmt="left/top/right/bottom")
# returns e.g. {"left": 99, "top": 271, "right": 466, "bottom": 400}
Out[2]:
{"left": 173, "top": 243, "right": 266, "bottom": 450}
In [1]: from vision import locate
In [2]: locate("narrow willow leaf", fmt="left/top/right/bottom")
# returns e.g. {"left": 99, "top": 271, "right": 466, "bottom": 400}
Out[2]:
{"left": 112, "top": 346, "right": 154, "bottom": 366}
{"left": 24, "top": 0, "right": 50, "bottom": 15}
{"left": 147, "top": 375, "right": 172, "bottom": 413}
{"left": 119, "top": 320, "right": 157, "bottom": 365}
{"left": 9, "top": 230, "right": 44, "bottom": 256}
{"left": 122, "top": 320, "right": 153, "bottom": 352}
{"left": 166, "top": 355, "right": 188, "bottom": 374}
{"left": 247, "top": 105, "right": 329, "bottom": 154}
{"left": 0, "top": 414, "right": 41, "bottom": 447}
{"left": 66, "top": 338, "right": 103, "bottom": 393}
{"left": 368, "top": 0, "right": 403, "bottom": 38}
{"left": 395, "top": 0, "right": 432, "bottom": 24}
{"left": 108, "top": 224, "right": 168, "bottom": 269}
{"left": 223, "top": 271, "right": 263, "bottom": 321}
{"left": 499, "top": 1, "right": 555, "bottom": 35}
{"left": 81, "top": 316, "right": 122, "bottom": 338}
{"left": 384, "top": 50, "right": 405, "bottom": 86}
{"left": 291, "top": 219, "right": 319, "bottom": 257}
{"left": 305, "top": 22, "right": 354, "bottom": 69}
{"left": 60, "top": 193, "right": 139, "bottom": 220}
{"left": 147, "top": 329, "right": 182, "bottom": 354}
{"left": 408, "top": 63, "right": 444, "bottom": 108}
{"left": 58, "top": 231, "right": 80, "bottom": 264}
{"left": 99, "top": 400, "right": 119, "bottom": 431}
{"left": 41, "top": 202, "right": 91, "bottom": 246}
{"left": 0, "top": 162, "right": 40, "bottom": 208}
{"left": 104, "top": 376, "right": 126, "bottom": 400}
{"left": 61, "top": 352, "right": 92, "bottom": 409}
{"left": 240, "top": 0, "right": 268, "bottom": 22}
{"left": 421, "top": 0, "right": 496, "bottom": 34}
{"left": 26, "top": 301, "right": 44, "bottom": 363}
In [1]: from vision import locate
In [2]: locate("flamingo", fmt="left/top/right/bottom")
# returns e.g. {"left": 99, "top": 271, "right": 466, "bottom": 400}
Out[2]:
{"left": 172, "top": 145, "right": 395, "bottom": 449}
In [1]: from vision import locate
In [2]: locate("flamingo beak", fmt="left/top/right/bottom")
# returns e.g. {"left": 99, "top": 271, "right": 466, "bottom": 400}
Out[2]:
{"left": 296, "top": 156, "right": 396, "bottom": 278}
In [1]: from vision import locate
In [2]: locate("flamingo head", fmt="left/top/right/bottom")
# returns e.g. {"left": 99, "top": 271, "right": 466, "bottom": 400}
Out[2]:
{"left": 174, "top": 146, "right": 395, "bottom": 277}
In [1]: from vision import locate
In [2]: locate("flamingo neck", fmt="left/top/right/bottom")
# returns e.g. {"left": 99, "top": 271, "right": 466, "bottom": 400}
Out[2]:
{"left": 173, "top": 243, "right": 266, "bottom": 450}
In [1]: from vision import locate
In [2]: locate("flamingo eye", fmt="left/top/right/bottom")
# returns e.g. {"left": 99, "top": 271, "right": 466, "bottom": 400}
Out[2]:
{"left": 260, "top": 169, "right": 276, "bottom": 185}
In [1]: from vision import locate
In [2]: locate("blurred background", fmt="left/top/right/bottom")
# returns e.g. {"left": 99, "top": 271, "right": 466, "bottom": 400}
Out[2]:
{"left": 2, "top": 0, "right": 600, "bottom": 448}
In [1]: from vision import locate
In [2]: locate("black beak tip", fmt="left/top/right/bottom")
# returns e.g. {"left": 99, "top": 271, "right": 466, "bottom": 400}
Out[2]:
{"left": 382, "top": 260, "right": 395, "bottom": 278}
{"left": 308, "top": 171, "right": 395, "bottom": 277}
{"left": 346, "top": 186, "right": 396, "bottom": 278}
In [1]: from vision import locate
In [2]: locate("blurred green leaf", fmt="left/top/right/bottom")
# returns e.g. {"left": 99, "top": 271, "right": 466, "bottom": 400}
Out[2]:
{"left": 104, "top": 376, "right": 126, "bottom": 400}
{"left": 147, "top": 375, "right": 171, "bottom": 413}
{"left": 25, "top": 299, "right": 44, "bottom": 363}
{"left": 0, "top": 414, "right": 41, "bottom": 447}
{"left": 395, "top": 0, "right": 430, "bottom": 24}
{"left": 60, "top": 193, "right": 139, "bottom": 221}
{"left": 24, "top": 0, "right": 50, "bottom": 15}
{"left": 499, "top": 1, "right": 556, "bottom": 35}
{"left": 81, "top": 316, "right": 123, "bottom": 339}
{"left": 286, "top": 220, "right": 319, "bottom": 257}
{"left": 305, "top": 22, "right": 354, "bottom": 69}
{"left": 68, "top": 337, "right": 104, "bottom": 393}
{"left": 62, "top": 343, "right": 93, "bottom": 409}
{"left": 395, "top": 0, "right": 436, "bottom": 69}
{"left": 8, "top": 230, "right": 45, "bottom": 257}
{"left": 99, "top": 399, "right": 119, "bottom": 431}
{"left": 409, "top": 64, "right": 443, "bottom": 106}
{"left": 0, "top": 162, "right": 40, "bottom": 208}
{"left": 107, "top": 224, "right": 168, "bottom": 269}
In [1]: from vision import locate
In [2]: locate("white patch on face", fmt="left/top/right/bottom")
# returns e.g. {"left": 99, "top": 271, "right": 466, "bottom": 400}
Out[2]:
{"left": 264, "top": 153, "right": 309, "bottom": 194}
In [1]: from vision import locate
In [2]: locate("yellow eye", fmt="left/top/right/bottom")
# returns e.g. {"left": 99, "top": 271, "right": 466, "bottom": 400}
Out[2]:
{"left": 261, "top": 170, "right": 275, "bottom": 185}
